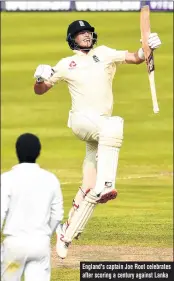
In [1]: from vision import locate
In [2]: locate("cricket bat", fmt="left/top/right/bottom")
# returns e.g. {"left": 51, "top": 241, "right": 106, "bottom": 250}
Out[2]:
{"left": 140, "top": 5, "right": 159, "bottom": 114}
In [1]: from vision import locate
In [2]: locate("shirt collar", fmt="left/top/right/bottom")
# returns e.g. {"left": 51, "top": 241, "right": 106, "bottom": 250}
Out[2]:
{"left": 12, "top": 163, "right": 40, "bottom": 170}
{"left": 73, "top": 48, "right": 94, "bottom": 56}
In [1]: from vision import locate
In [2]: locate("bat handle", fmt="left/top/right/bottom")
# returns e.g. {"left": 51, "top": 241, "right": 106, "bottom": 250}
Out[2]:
{"left": 148, "top": 71, "right": 159, "bottom": 114}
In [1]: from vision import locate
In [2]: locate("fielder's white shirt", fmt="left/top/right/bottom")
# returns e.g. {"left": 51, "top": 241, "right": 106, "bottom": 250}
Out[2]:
{"left": 48, "top": 45, "right": 127, "bottom": 116}
{"left": 1, "top": 163, "right": 64, "bottom": 237}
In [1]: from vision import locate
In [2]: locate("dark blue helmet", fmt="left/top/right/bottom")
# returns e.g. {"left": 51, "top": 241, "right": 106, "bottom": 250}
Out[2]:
{"left": 66, "top": 20, "right": 97, "bottom": 50}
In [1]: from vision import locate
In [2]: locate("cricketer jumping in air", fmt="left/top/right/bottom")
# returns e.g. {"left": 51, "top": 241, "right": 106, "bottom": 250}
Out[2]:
{"left": 34, "top": 20, "right": 161, "bottom": 259}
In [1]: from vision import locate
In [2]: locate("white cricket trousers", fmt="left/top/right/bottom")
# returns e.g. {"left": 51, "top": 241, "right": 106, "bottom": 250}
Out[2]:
{"left": 1, "top": 235, "right": 51, "bottom": 281}
{"left": 68, "top": 110, "right": 106, "bottom": 142}
{"left": 68, "top": 110, "right": 106, "bottom": 190}
{"left": 68, "top": 110, "right": 122, "bottom": 193}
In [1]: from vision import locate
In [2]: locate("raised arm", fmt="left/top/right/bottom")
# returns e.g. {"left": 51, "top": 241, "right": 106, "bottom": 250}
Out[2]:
{"left": 34, "top": 80, "right": 53, "bottom": 95}
{"left": 125, "top": 49, "right": 145, "bottom": 65}
{"left": 34, "top": 64, "right": 54, "bottom": 95}
{"left": 34, "top": 61, "right": 64, "bottom": 95}
{"left": 125, "top": 32, "right": 161, "bottom": 65}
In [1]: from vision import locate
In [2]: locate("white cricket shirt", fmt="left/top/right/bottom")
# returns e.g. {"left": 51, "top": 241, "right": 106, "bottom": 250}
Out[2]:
{"left": 1, "top": 163, "right": 64, "bottom": 237}
{"left": 48, "top": 45, "right": 127, "bottom": 116}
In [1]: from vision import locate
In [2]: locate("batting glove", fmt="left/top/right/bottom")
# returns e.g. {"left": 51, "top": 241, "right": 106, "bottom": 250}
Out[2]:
{"left": 34, "top": 64, "right": 54, "bottom": 82}
{"left": 148, "top": 33, "right": 161, "bottom": 50}
{"left": 140, "top": 32, "right": 161, "bottom": 50}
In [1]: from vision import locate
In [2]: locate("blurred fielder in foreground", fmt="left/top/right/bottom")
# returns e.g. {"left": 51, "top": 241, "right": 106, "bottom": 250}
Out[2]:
{"left": 1, "top": 133, "right": 64, "bottom": 281}
{"left": 34, "top": 20, "right": 161, "bottom": 259}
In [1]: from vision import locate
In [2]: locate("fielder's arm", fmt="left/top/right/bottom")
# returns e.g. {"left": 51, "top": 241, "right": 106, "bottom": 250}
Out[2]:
{"left": 1, "top": 174, "right": 11, "bottom": 230}
{"left": 49, "top": 178, "right": 64, "bottom": 235}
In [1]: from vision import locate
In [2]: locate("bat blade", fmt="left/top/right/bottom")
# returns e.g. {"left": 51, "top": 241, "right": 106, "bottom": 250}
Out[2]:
{"left": 140, "top": 5, "right": 151, "bottom": 61}
{"left": 140, "top": 5, "right": 159, "bottom": 114}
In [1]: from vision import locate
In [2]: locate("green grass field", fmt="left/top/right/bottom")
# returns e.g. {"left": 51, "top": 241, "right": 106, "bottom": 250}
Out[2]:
{"left": 1, "top": 11, "right": 173, "bottom": 281}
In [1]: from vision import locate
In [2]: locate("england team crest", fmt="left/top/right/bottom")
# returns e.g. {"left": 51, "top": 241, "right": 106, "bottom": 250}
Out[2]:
{"left": 69, "top": 61, "right": 77, "bottom": 68}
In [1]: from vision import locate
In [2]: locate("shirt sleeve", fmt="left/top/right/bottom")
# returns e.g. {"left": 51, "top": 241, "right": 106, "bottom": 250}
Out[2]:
{"left": 49, "top": 177, "right": 64, "bottom": 234}
{"left": 102, "top": 45, "right": 128, "bottom": 64}
{"left": 47, "top": 59, "right": 65, "bottom": 85}
{"left": 1, "top": 173, "right": 11, "bottom": 230}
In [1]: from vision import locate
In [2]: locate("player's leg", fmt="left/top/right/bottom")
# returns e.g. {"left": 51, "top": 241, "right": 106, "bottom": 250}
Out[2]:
{"left": 56, "top": 141, "right": 97, "bottom": 258}
{"left": 68, "top": 112, "right": 122, "bottom": 205}
{"left": 56, "top": 111, "right": 100, "bottom": 259}
{"left": 95, "top": 116, "right": 123, "bottom": 201}
{"left": 24, "top": 237, "right": 51, "bottom": 281}
{"left": 63, "top": 116, "right": 124, "bottom": 244}
{"left": 24, "top": 258, "right": 50, "bottom": 281}
{"left": 1, "top": 237, "right": 26, "bottom": 281}
{"left": 67, "top": 141, "right": 97, "bottom": 226}
{"left": 73, "top": 141, "right": 97, "bottom": 238}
